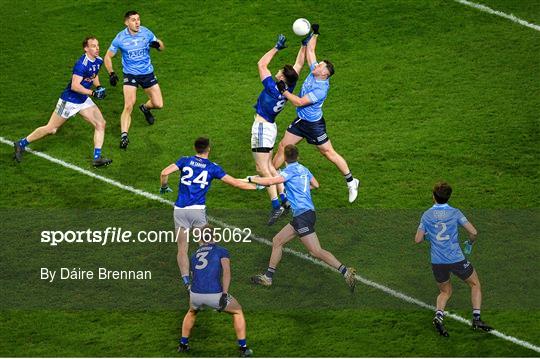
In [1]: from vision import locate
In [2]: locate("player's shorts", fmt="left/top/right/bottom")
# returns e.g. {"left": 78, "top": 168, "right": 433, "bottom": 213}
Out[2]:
{"left": 251, "top": 117, "right": 277, "bottom": 153}
{"left": 190, "top": 291, "right": 232, "bottom": 311}
{"left": 123, "top": 72, "right": 159, "bottom": 89}
{"left": 173, "top": 206, "right": 207, "bottom": 229}
{"left": 431, "top": 259, "right": 474, "bottom": 283}
{"left": 291, "top": 210, "right": 316, "bottom": 237}
{"left": 287, "top": 117, "right": 329, "bottom": 145}
{"left": 55, "top": 97, "right": 96, "bottom": 119}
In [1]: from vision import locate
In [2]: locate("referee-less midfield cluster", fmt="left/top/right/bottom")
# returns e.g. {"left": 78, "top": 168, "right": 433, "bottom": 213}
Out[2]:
{"left": 10, "top": 10, "right": 498, "bottom": 357}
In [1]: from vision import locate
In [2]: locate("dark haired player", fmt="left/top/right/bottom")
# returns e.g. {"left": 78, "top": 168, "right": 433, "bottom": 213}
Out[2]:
{"left": 14, "top": 37, "right": 111, "bottom": 167}
{"left": 104, "top": 10, "right": 165, "bottom": 149}
{"left": 178, "top": 236, "right": 253, "bottom": 357}
{"left": 252, "top": 34, "right": 308, "bottom": 225}
{"left": 273, "top": 24, "right": 360, "bottom": 203}
{"left": 247, "top": 144, "right": 357, "bottom": 291}
{"left": 415, "top": 181, "right": 493, "bottom": 337}
{"left": 160, "top": 137, "right": 257, "bottom": 291}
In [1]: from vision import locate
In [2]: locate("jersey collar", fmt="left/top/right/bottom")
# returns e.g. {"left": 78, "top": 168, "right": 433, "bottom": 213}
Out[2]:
{"left": 432, "top": 203, "right": 450, "bottom": 208}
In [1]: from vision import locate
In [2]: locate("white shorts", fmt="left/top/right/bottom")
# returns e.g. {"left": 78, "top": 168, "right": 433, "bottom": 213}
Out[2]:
{"left": 55, "top": 97, "right": 95, "bottom": 119}
{"left": 251, "top": 118, "right": 277, "bottom": 152}
{"left": 190, "top": 291, "right": 232, "bottom": 310}
{"left": 173, "top": 206, "right": 207, "bottom": 229}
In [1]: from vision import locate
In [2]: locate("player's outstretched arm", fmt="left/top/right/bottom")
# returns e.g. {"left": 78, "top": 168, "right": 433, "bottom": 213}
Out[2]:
{"left": 277, "top": 81, "right": 312, "bottom": 107}
{"left": 221, "top": 175, "right": 257, "bottom": 190}
{"left": 104, "top": 50, "right": 115, "bottom": 75}
{"left": 257, "top": 47, "right": 278, "bottom": 81}
{"left": 249, "top": 175, "right": 285, "bottom": 186}
{"left": 414, "top": 229, "right": 425, "bottom": 243}
{"left": 293, "top": 45, "right": 307, "bottom": 76}
{"left": 159, "top": 163, "right": 179, "bottom": 193}
{"left": 70, "top": 75, "right": 93, "bottom": 96}
{"left": 306, "top": 31, "right": 319, "bottom": 67}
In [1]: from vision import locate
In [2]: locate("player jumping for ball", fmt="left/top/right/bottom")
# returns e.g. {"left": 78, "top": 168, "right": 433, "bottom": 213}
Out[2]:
{"left": 104, "top": 10, "right": 164, "bottom": 149}
{"left": 13, "top": 36, "right": 111, "bottom": 167}
{"left": 178, "top": 231, "right": 253, "bottom": 357}
{"left": 252, "top": 34, "right": 309, "bottom": 225}
{"left": 160, "top": 137, "right": 257, "bottom": 291}
{"left": 415, "top": 181, "right": 493, "bottom": 337}
{"left": 247, "top": 144, "right": 357, "bottom": 291}
{"left": 272, "top": 24, "right": 360, "bottom": 203}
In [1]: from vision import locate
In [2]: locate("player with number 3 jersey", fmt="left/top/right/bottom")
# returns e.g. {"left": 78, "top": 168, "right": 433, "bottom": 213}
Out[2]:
{"left": 159, "top": 137, "right": 256, "bottom": 291}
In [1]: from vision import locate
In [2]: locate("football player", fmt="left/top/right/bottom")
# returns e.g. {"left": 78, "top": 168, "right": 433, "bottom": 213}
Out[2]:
{"left": 13, "top": 36, "right": 111, "bottom": 167}
{"left": 272, "top": 24, "right": 360, "bottom": 203}
{"left": 159, "top": 137, "right": 257, "bottom": 291}
{"left": 252, "top": 35, "right": 307, "bottom": 225}
{"left": 247, "top": 144, "right": 357, "bottom": 291}
{"left": 178, "top": 232, "right": 253, "bottom": 357}
{"left": 104, "top": 10, "right": 164, "bottom": 149}
{"left": 415, "top": 181, "right": 493, "bottom": 337}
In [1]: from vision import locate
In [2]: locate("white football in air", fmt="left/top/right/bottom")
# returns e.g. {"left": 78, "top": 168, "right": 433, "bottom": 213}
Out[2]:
{"left": 292, "top": 18, "right": 311, "bottom": 36}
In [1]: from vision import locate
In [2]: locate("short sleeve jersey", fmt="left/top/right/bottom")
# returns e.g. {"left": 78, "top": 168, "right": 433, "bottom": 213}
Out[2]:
{"left": 254, "top": 76, "right": 295, "bottom": 123}
{"left": 297, "top": 62, "right": 330, "bottom": 122}
{"left": 418, "top": 203, "right": 470, "bottom": 264}
{"left": 174, "top": 156, "right": 226, "bottom": 208}
{"left": 108, "top": 26, "right": 157, "bottom": 75}
{"left": 191, "top": 244, "right": 230, "bottom": 294}
{"left": 60, "top": 54, "right": 103, "bottom": 104}
{"left": 279, "top": 162, "right": 315, "bottom": 217}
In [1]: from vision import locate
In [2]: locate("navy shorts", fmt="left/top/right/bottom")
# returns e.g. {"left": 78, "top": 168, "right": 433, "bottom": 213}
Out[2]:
{"left": 123, "top": 72, "right": 159, "bottom": 89}
{"left": 431, "top": 260, "right": 474, "bottom": 283}
{"left": 291, "top": 210, "right": 316, "bottom": 237}
{"left": 287, "top": 117, "right": 329, "bottom": 145}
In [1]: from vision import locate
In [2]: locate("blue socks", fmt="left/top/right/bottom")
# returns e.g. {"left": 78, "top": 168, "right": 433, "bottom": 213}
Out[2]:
{"left": 180, "top": 337, "right": 189, "bottom": 345}
{"left": 19, "top": 138, "right": 29, "bottom": 148}
{"left": 93, "top": 148, "right": 101, "bottom": 160}
{"left": 279, "top": 192, "right": 288, "bottom": 204}
{"left": 271, "top": 198, "right": 280, "bottom": 210}
{"left": 338, "top": 264, "right": 347, "bottom": 275}
{"left": 238, "top": 339, "right": 247, "bottom": 348}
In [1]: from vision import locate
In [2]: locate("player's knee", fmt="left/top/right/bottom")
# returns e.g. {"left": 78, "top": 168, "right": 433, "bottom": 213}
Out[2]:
{"left": 152, "top": 99, "right": 163, "bottom": 109}
{"left": 45, "top": 126, "right": 58, "bottom": 135}
{"left": 320, "top": 147, "right": 335, "bottom": 159}
{"left": 123, "top": 103, "right": 134, "bottom": 112}
{"left": 95, "top": 120, "right": 106, "bottom": 131}
{"left": 309, "top": 248, "right": 323, "bottom": 259}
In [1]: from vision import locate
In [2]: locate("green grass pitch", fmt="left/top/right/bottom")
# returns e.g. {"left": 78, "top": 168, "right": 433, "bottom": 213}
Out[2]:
{"left": 0, "top": 0, "right": 539, "bottom": 357}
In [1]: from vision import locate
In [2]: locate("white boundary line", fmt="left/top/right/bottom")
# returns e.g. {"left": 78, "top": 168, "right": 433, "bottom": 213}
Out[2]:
{"left": 454, "top": 0, "right": 540, "bottom": 32}
{"left": 2, "top": 136, "right": 539, "bottom": 353}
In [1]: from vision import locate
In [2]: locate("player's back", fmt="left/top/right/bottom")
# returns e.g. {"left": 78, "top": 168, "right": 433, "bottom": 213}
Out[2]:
{"left": 255, "top": 76, "right": 295, "bottom": 123}
{"left": 419, "top": 203, "right": 469, "bottom": 264}
{"left": 174, "top": 156, "right": 226, "bottom": 208}
{"left": 190, "top": 243, "right": 229, "bottom": 294}
{"left": 280, "top": 162, "right": 315, "bottom": 216}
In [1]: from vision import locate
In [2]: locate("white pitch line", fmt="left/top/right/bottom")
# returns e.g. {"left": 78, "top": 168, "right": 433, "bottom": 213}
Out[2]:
{"left": 2, "top": 136, "right": 539, "bottom": 353}
{"left": 454, "top": 0, "right": 540, "bottom": 32}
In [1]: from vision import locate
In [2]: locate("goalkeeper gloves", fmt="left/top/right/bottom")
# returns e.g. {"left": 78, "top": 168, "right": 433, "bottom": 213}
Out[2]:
{"left": 149, "top": 41, "right": 161, "bottom": 50}
{"left": 275, "top": 34, "right": 287, "bottom": 50}
{"left": 301, "top": 32, "right": 313, "bottom": 46}
{"left": 463, "top": 240, "right": 473, "bottom": 255}
{"left": 160, "top": 185, "right": 173, "bottom": 194}
{"left": 109, "top": 72, "right": 119, "bottom": 87}
{"left": 92, "top": 86, "right": 106, "bottom": 100}
{"left": 312, "top": 23, "right": 320, "bottom": 35}
{"left": 218, "top": 293, "right": 229, "bottom": 311}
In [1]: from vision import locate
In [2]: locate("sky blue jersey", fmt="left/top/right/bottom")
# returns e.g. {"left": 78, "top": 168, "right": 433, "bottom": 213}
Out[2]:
{"left": 174, "top": 156, "right": 226, "bottom": 208}
{"left": 254, "top": 76, "right": 295, "bottom": 123}
{"left": 280, "top": 162, "right": 315, "bottom": 217}
{"left": 418, "top": 203, "right": 469, "bottom": 264}
{"left": 191, "top": 244, "right": 230, "bottom": 294}
{"left": 108, "top": 26, "right": 157, "bottom": 75}
{"left": 60, "top": 54, "right": 103, "bottom": 104}
{"left": 297, "top": 62, "right": 329, "bottom": 122}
